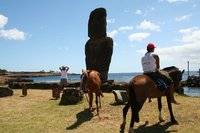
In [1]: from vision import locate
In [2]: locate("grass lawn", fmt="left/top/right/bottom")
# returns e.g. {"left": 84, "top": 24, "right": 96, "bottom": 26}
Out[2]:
{"left": 0, "top": 89, "right": 200, "bottom": 133}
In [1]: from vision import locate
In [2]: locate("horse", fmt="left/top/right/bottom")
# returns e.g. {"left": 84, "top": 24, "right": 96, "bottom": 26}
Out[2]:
{"left": 80, "top": 69, "right": 104, "bottom": 115}
{"left": 120, "top": 66, "right": 184, "bottom": 133}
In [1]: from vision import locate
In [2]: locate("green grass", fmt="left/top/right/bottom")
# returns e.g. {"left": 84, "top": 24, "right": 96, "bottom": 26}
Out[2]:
{"left": 0, "top": 89, "right": 200, "bottom": 133}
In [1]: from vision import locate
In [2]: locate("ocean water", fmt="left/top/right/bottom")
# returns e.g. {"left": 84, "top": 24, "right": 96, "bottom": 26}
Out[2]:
{"left": 31, "top": 71, "right": 199, "bottom": 83}
{"left": 31, "top": 72, "right": 141, "bottom": 83}
{"left": 31, "top": 71, "right": 200, "bottom": 96}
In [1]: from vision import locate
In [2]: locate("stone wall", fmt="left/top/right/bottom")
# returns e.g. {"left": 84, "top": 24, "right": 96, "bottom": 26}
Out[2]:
{"left": 9, "top": 81, "right": 128, "bottom": 92}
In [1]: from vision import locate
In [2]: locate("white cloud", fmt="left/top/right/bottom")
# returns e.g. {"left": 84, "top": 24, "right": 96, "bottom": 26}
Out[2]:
{"left": 0, "top": 15, "right": 8, "bottom": 28}
{"left": 113, "top": 41, "right": 118, "bottom": 46}
{"left": 175, "top": 15, "right": 190, "bottom": 22}
{"left": 137, "top": 27, "right": 200, "bottom": 70}
{"left": 118, "top": 26, "right": 133, "bottom": 31}
{"left": 179, "top": 27, "right": 200, "bottom": 43}
{"left": 179, "top": 27, "right": 198, "bottom": 34}
{"left": 157, "top": 42, "right": 200, "bottom": 70}
{"left": 128, "top": 32, "right": 150, "bottom": 42}
{"left": 0, "top": 28, "right": 26, "bottom": 40}
{"left": 137, "top": 19, "right": 160, "bottom": 31}
{"left": 0, "top": 14, "right": 26, "bottom": 40}
{"left": 137, "top": 42, "right": 200, "bottom": 71}
{"left": 107, "top": 30, "right": 118, "bottom": 38}
{"left": 107, "top": 19, "right": 115, "bottom": 24}
{"left": 135, "top": 10, "right": 142, "bottom": 15}
{"left": 151, "top": 7, "right": 155, "bottom": 11}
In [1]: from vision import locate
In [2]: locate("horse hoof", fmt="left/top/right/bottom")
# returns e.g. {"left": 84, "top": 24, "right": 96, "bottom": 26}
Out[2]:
{"left": 120, "top": 122, "right": 126, "bottom": 131}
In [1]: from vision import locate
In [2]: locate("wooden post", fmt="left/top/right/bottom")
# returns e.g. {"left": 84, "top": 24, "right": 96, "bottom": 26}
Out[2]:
{"left": 52, "top": 88, "right": 60, "bottom": 99}
{"left": 187, "top": 61, "right": 190, "bottom": 86}
{"left": 199, "top": 68, "right": 200, "bottom": 76}
{"left": 22, "top": 85, "right": 27, "bottom": 96}
{"left": 187, "top": 61, "right": 190, "bottom": 79}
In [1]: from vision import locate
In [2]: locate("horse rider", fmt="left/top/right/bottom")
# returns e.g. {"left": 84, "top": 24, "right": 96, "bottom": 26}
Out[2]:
{"left": 141, "top": 43, "right": 177, "bottom": 104}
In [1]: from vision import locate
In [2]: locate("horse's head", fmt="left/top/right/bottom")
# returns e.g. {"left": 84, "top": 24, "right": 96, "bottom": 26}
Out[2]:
{"left": 80, "top": 69, "right": 89, "bottom": 90}
{"left": 163, "top": 66, "right": 185, "bottom": 90}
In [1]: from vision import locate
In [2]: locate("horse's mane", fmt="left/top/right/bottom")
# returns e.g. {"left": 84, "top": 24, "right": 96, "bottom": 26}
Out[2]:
{"left": 162, "top": 66, "right": 182, "bottom": 85}
{"left": 162, "top": 66, "right": 179, "bottom": 74}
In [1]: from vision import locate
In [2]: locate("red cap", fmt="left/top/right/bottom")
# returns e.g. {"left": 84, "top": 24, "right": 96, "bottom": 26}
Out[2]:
{"left": 147, "top": 43, "right": 156, "bottom": 49}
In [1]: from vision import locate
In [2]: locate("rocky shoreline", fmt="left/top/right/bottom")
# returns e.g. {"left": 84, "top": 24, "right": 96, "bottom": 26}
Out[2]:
{"left": 183, "top": 76, "right": 200, "bottom": 87}
{"left": 9, "top": 81, "right": 128, "bottom": 93}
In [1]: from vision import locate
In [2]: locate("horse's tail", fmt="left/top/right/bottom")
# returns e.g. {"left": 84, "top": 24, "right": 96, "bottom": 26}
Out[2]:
{"left": 128, "top": 81, "right": 137, "bottom": 102}
{"left": 99, "top": 90, "right": 104, "bottom": 97}
{"left": 97, "top": 86, "right": 104, "bottom": 97}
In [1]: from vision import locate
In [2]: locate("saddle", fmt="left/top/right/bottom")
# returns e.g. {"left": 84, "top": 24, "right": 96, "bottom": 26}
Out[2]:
{"left": 145, "top": 73, "right": 168, "bottom": 91}
{"left": 155, "top": 78, "right": 168, "bottom": 91}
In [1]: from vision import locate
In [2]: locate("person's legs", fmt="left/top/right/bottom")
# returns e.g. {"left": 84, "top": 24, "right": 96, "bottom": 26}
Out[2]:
{"left": 60, "top": 79, "right": 67, "bottom": 91}
{"left": 158, "top": 71, "right": 179, "bottom": 104}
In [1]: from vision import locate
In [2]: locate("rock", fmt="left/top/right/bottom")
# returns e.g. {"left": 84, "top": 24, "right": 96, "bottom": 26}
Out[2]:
{"left": 59, "top": 88, "right": 83, "bottom": 105}
{"left": 186, "top": 76, "right": 200, "bottom": 87}
{"left": 0, "top": 86, "right": 13, "bottom": 97}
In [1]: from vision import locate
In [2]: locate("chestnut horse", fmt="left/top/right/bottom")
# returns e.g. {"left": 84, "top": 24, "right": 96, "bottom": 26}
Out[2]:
{"left": 80, "top": 70, "right": 103, "bottom": 115}
{"left": 120, "top": 66, "right": 184, "bottom": 133}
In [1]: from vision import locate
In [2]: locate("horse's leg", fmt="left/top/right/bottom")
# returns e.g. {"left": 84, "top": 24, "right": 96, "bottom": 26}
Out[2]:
{"left": 95, "top": 93, "right": 99, "bottom": 115}
{"left": 169, "top": 85, "right": 179, "bottom": 104}
{"left": 129, "top": 101, "right": 144, "bottom": 133}
{"left": 166, "top": 95, "right": 178, "bottom": 124}
{"left": 98, "top": 88, "right": 102, "bottom": 108}
{"left": 129, "top": 104, "right": 135, "bottom": 133}
{"left": 157, "top": 97, "right": 165, "bottom": 122}
{"left": 99, "top": 95, "right": 101, "bottom": 108}
{"left": 120, "top": 101, "right": 131, "bottom": 131}
{"left": 88, "top": 92, "right": 93, "bottom": 110}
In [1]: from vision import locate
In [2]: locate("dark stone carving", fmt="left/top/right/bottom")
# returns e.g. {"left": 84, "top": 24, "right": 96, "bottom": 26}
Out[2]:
{"left": 85, "top": 8, "right": 113, "bottom": 82}
{"left": 0, "top": 87, "right": 13, "bottom": 97}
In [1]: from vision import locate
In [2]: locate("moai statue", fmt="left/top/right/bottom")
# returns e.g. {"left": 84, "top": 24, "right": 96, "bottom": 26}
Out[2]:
{"left": 85, "top": 8, "right": 113, "bottom": 82}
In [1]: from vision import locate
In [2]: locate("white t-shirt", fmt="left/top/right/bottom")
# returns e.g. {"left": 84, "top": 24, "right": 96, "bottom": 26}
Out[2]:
{"left": 60, "top": 70, "right": 68, "bottom": 79}
{"left": 141, "top": 52, "right": 157, "bottom": 73}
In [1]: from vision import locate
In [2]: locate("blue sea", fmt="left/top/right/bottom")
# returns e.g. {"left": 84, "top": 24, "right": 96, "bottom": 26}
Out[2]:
{"left": 31, "top": 71, "right": 200, "bottom": 97}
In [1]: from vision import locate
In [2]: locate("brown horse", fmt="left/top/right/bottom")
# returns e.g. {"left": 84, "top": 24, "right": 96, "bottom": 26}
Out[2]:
{"left": 120, "top": 66, "right": 184, "bottom": 133}
{"left": 80, "top": 69, "right": 103, "bottom": 115}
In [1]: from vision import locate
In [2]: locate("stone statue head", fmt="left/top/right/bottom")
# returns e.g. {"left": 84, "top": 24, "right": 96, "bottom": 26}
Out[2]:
{"left": 88, "top": 7, "right": 107, "bottom": 38}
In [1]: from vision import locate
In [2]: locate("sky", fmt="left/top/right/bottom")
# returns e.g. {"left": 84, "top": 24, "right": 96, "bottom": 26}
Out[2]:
{"left": 0, "top": 0, "right": 200, "bottom": 73}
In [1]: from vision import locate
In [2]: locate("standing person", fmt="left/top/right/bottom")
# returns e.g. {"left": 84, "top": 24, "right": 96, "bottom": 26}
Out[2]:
{"left": 59, "top": 66, "right": 69, "bottom": 90}
{"left": 141, "top": 43, "right": 178, "bottom": 104}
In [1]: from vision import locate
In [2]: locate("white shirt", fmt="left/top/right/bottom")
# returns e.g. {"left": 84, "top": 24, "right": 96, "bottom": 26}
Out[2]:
{"left": 141, "top": 52, "right": 157, "bottom": 73}
{"left": 60, "top": 70, "right": 68, "bottom": 79}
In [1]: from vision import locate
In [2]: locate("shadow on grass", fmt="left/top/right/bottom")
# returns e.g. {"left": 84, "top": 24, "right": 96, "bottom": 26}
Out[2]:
{"left": 135, "top": 121, "right": 177, "bottom": 133}
{"left": 66, "top": 108, "right": 93, "bottom": 130}
{"left": 120, "top": 121, "right": 177, "bottom": 133}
